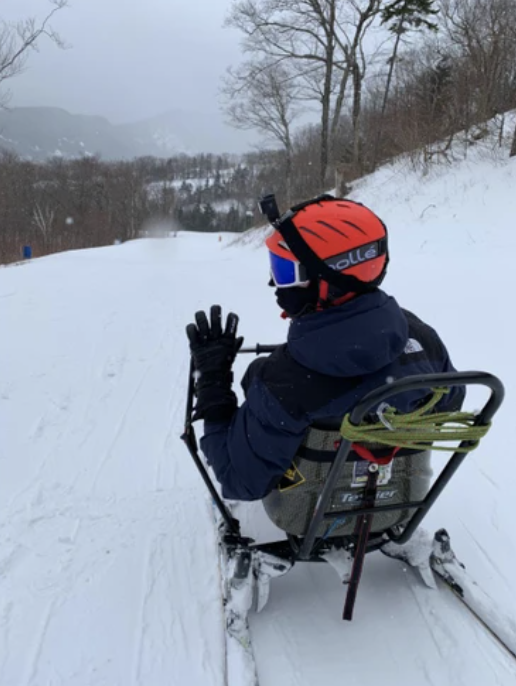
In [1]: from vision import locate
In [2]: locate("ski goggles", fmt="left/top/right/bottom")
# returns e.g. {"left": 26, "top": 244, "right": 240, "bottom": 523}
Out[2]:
{"left": 269, "top": 250, "right": 310, "bottom": 288}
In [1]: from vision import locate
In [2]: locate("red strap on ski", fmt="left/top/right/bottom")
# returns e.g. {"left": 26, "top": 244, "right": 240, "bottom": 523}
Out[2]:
{"left": 343, "top": 467, "right": 379, "bottom": 621}
{"left": 352, "top": 443, "right": 399, "bottom": 466}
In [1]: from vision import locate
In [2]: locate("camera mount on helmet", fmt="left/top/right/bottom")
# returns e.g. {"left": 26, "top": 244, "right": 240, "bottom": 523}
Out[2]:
{"left": 258, "top": 194, "right": 281, "bottom": 224}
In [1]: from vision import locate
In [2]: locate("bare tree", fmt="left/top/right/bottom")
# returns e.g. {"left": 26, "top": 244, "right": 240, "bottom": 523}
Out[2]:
{"left": 332, "top": 0, "right": 390, "bottom": 195}
{"left": 439, "top": 0, "right": 516, "bottom": 122}
{"left": 0, "top": 0, "right": 68, "bottom": 106}
{"left": 227, "top": 0, "right": 387, "bottom": 190}
{"left": 226, "top": 0, "right": 339, "bottom": 188}
{"left": 33, "top": 203, "right": 56, "bottom": 247}
{"left": 222, "top": 60, "right": 301, "bottom": 204}
{"left": 330, "top": 0, "right": 382, "bottom": 142}
{"left": 510, "top": 126, "right": 516, "bottom": 158}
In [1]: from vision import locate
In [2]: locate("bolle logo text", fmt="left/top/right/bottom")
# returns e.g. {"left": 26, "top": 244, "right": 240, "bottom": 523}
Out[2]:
{"left": 326, "top": 242, "right": 379, "bottom": 272}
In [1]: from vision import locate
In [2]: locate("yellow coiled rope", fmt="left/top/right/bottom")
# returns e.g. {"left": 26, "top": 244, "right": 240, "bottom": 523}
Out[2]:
{"left": 340, "top": 388, "right": 490, "bottom": 453}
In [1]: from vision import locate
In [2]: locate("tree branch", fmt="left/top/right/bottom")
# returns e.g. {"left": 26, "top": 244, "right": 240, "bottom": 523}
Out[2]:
{"left": 0, "top": 1, "right": 69, "bottom": 91}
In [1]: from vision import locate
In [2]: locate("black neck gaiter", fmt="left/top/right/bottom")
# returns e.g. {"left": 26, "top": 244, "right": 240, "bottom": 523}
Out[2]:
{"left": 274, "top": 281, "right": 319, "bottom": 318}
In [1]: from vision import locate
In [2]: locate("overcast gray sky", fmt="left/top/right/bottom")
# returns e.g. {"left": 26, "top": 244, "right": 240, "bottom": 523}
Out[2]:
{"left": 3, "top": 0, "right": 244, "bottom": 126}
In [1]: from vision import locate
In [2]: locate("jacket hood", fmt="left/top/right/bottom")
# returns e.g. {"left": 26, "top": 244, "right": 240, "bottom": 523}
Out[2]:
{"left": 287, "top": 290, "right": 408, "bottom": 377}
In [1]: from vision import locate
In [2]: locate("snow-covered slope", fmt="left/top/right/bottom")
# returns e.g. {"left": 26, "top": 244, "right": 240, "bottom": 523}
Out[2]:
{"left": 1, "top": 138, "right": 516, "bottom": 685}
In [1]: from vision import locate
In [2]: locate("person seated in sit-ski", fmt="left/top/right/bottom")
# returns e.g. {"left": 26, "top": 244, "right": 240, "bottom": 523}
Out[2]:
{"left": 186, "top": 195, "right": 465, "bottom": 501}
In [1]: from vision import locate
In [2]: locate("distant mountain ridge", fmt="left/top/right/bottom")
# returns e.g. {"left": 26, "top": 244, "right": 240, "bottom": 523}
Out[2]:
{"left": 0, "top": 107, "right": 251, "bottom": 160}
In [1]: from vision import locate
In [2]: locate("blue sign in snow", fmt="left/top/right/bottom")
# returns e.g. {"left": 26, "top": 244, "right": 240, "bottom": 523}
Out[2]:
{"left": 22, "top": 245, "right": 32, "bottom": 260}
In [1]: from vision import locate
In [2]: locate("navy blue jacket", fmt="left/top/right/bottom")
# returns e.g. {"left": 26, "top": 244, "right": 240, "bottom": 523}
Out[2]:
{"left": 200, "top": 290, "right": 464, "bottom": 501}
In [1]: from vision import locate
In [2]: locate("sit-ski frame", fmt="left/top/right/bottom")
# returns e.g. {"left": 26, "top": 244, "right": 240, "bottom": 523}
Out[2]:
{"left": 181, "top": 345, "right": 505, "bottom": 618}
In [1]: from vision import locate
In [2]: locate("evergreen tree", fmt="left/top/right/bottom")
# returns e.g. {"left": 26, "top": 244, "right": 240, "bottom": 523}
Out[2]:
{"left": 381, "top": 0, "right": 439, "bottom": 33}
{"left": 373, "top": 0, "right": 440, "bottom": 167}
{"left": 202, "top": 203, "right": 217, "bottom": 232}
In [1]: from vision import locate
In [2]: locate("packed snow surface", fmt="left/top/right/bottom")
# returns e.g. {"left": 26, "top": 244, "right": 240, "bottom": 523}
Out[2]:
{"left": 2, "top": 142, "right": 516, "bottom": 685}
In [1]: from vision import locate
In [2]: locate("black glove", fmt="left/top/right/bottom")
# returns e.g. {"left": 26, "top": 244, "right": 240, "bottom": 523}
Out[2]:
{"left": 186, "top": 305, "right": 243, "bottom": 422}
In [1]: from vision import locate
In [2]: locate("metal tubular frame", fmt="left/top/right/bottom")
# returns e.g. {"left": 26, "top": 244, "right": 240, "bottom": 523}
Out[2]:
{"left": 298, "top": 371, "right": 504, "bottom": 559}
{"left": 180, "top": 346, "right": 278, "bottom": 540}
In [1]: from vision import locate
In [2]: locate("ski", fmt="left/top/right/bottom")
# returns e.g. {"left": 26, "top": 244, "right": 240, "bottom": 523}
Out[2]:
{"left": 430, "top": 529, "right": 516, "bottom": 660}
{"left": 219, "top": 533, "right": 292, "bottom": 686}
{"left": 382, "top": 528, "right": 516, "bottom": 660}
{"left": 221, "top": 541, "right": 259, "bottom": 686}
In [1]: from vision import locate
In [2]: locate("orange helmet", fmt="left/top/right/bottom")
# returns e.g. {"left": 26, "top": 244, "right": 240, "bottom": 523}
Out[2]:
{"left": 264, "top": 195, "right": 388, "bottom": 303}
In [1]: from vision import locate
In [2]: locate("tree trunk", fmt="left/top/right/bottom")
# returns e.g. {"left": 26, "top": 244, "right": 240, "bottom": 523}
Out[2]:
{"left": 319, "top": 8, "right": 336, "bottom": 190}
{"left": 285, "top": 138, "right": 293, "bottom": 206}
{"left": 331, "top": 0, "right": 380, "bottom": 178}
{"left": 373, "top": 18, "right": 405, "bottom": 168}
{"left": 351, "top": 60, "right": 363, "bottom": 171}
{"left": 330, "top": 61, "right": 352, "bottom": 143}
{"left": 320, "top": 94, "right": 330, "bottom": 190}
{"left": 334, "top": 161, "right": 353, "bottom": 197}
{"left": 510, "top": 123, "right": 516, "bottom": 157}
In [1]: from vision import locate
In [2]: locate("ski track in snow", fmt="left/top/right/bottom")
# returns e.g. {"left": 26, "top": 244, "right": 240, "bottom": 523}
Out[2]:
{"left": 23, "top": 598, "right": 59, "bottom": 686}
{"left": 89, "top": 352, "right": 158, "bottom": 492}
{"left": 1, "top": 240, "right": 229, "bottom": 686}
{"left": 2, "top": 145, "right": 516, "bottom": 686}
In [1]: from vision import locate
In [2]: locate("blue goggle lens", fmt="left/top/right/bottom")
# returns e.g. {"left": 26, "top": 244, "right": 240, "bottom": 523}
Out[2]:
{"left": 269, "top": 251, "right": 297, "bottom": 286}
{"left": 269, "top": 251, "right": 309, "bottom": 287}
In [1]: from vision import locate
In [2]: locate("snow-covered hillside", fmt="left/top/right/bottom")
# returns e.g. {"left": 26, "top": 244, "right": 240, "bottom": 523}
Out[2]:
{"left": 1, "top": 139, "right": 516, "bottom": 686}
